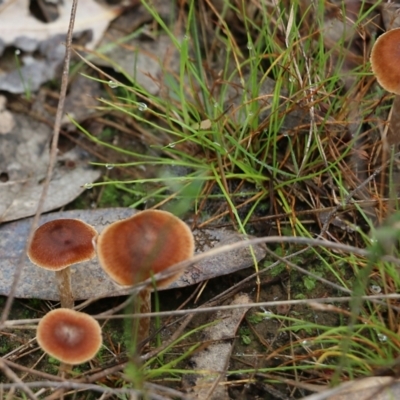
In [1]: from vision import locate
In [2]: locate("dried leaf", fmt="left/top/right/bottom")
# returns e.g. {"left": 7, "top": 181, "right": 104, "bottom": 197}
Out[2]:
{"left": 304, "top": 377, "right": 400, "bottom": 400}
{"left": 0, "top": 109, "right": 100, "bottom": 222}
{"left": 0, "top": 0, "right": 120, "bottom": 93}
{"left": 0, "top": 0, "right": 118, "bottom": 51}
{"left": 93, "top": 31, "right": 182, "bottom": 96}
{"left": 182, "top": 294, "right": 251, "bottom": 400}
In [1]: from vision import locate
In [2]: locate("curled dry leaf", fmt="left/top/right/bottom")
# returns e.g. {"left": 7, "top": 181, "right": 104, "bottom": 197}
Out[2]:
{"left": 0, "top": 0, "right": 121, "bottom": 93}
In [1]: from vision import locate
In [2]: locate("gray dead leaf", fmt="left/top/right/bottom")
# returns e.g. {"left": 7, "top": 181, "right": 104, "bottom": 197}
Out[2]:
{"left": 0, "top": 0, "right": 120, "bottom": 93}
{"left": 182, "top": 294, "right": 251, "bottom": 400}
{"left": 303, "top": 376, "right": 400, "bottom": 400}
{"left": 0, "top": 208, "right": 266, "bottom": 300}
{"left": 94, "top": 27, "right": 182, "bottom": 96}
{"left": 89, "top": 1, "right": 180, "bottom": 91}
{"left": 62, "top": 74, "right": 103, "bottom": 128}
{"left": 0, "top": 109, "right": 100, "bottom": 222}
{"left": 0, "top": 95, "right": 15, "bottom": 134}
{"left": 381, "top": 3, "right": 400, "bottom": 31}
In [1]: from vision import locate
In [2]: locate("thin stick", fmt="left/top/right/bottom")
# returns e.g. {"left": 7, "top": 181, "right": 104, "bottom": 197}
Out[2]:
{"left": 4, "top": 294, "right": 400, "bottom": 328}
{"left": 0, "top": 0, "right": 79, "bottom": 328}
{"left": 0, "top": 359, "right": 38, "bottom": 400}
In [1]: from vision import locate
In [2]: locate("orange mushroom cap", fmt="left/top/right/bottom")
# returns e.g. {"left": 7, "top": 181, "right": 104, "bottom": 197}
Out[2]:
{"left": 36, "top": 308, "right": 102, "bottom": 365}
{"left": 370, "top": 28, "right": 400, "bottom": 95}
{"left": 27, "top": 219, "right": 98, "bottom": 271}
{"left": 96, "top": 210, "right": 194, "bottom": 287}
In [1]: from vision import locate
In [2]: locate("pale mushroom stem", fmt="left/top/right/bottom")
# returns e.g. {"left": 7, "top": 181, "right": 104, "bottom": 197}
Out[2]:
{"left": 135, "top": 288, "right": 151, "bottom": 344}
{"left": 55, "top": 268, "right": 74, "bottom": 309}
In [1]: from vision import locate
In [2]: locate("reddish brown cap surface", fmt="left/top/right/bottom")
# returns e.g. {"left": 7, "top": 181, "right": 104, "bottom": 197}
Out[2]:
{"left": 96, "top": 210, "right": 194, "bottom": 287}
{"left": 371, "top": 28, "right": 400, "bottom": 95}
{"left": 27, "top": 219, "right": 98, "bottom": 271}
{"left": 37, "top": 308, "right": 102, "bottom": 365}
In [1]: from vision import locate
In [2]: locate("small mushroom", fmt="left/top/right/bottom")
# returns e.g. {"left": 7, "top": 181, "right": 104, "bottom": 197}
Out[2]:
{"left": 37, "top": 308, "right": 102, "bottom": 365}
{"left": 96, "top": 209, "right": 194, "bottom": 343}
{"left": 27, "top": 219, "right": 98, "bottom": 308}
{"left": 370, "top": 28, "right": 400, "bottom": 147}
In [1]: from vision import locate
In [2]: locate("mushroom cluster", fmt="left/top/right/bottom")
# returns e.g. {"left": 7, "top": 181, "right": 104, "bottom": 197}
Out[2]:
{"left": 29, "top": 209, "right": 194, "bottom": 362}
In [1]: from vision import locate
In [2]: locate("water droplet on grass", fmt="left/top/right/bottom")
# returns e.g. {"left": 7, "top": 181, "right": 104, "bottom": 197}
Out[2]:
{"left": 108, "top": 80, "right": 118, "bottom": 89}
{"left": 138, "top": 102, "right": 147, "bottom": 111}
{"left": 377, "top": 333, "right": 387, "bottom": 342}
{"left": 105, "top": 164, "right": 114, "bottom": 170}
{"left": 370, "top": 284, "right": 381, "bottom": 294}
{"left": 84, "top": 183, "right": 93, "bottom": 189}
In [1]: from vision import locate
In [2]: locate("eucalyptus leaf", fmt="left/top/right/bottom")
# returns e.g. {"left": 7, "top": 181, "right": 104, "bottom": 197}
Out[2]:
{"left": 0, "top": 208, "right": 266, "bottom": 300}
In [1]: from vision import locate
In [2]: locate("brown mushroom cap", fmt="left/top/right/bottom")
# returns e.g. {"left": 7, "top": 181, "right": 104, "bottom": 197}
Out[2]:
{"left": 37, "top": 308, "right": 102, "bottom": 365}
{"left": 96, "top": 210, "right": 194, "bottom": 287}
{"left": 27, "top": 219, "right": 98, "bottom": 271}
{"left": 370, "top": 28, "right": 400, "bottom": 95}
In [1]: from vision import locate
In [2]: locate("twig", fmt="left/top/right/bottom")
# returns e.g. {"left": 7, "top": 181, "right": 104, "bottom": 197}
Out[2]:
{"left": 0, "top": 380, "right": 189, "bottom": 399}
{"left": 0, "top": 0, "right": 79, "bottom": 328}
{"left": 0, "top": 359, "right": 38, "bottom": 400}
{"left": 5, "top": 292, "right": 400, "bottom": 329}
{"left": 1, "top": 359, "right": 64, "bottom": 382}
{"left": 89, "top": 234, "right": 400, "bottom": 303}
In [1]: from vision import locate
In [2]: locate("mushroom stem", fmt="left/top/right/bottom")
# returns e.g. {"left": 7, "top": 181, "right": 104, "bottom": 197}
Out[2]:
{"left": 55, "top": 268, "right": 74, "bottom": 309}
{"left": 135, "top": 289, "right": 151, "bottom": 345}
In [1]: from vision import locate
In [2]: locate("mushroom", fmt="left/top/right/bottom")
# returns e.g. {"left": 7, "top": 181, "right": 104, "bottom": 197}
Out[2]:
{"left": 37, "top": 308, "right": 102, "bottom": 365}
{"left": 27, "top": 219, "right": 98, "bottom": 308}
{"left": 370, "top": 27, "right": 400, "bottom": 147}
{"left": 96, "top": 209, "right": 194, "bottom": 343}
